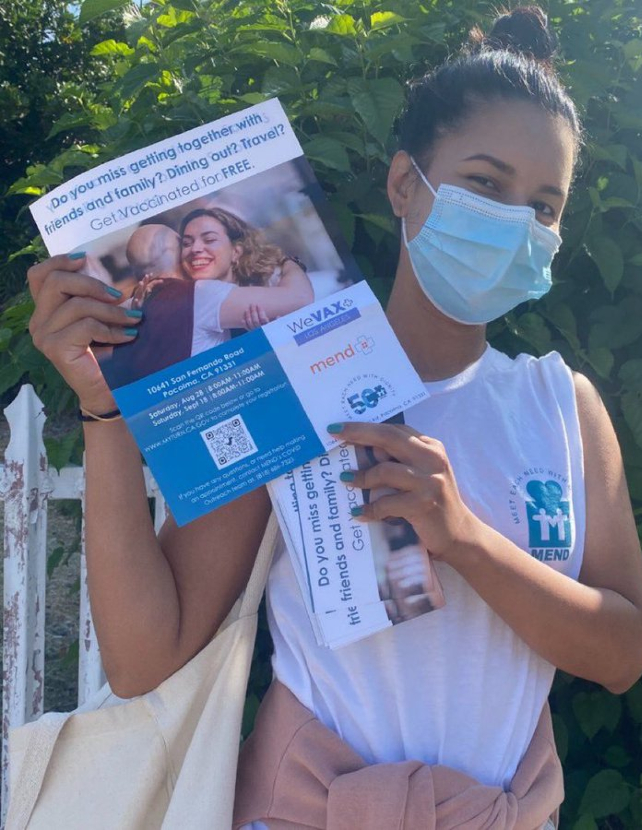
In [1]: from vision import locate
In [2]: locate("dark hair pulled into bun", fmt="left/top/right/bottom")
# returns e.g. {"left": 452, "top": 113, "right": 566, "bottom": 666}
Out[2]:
{"left": 395, "top": 5, "right": 582, "bottom": 165}
{"left": 470, "top": 6, "right": 557, "bottom": 64}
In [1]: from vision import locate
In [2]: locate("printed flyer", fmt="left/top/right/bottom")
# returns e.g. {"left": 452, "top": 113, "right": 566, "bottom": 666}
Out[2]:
{"left": 30, "top": 99, "right": 428, "bottom": 524}
{"left": 269, "top": 419, "right": 446, "bottom": 649}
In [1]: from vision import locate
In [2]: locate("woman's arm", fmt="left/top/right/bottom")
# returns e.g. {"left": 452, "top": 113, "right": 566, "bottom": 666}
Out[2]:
{"left": 335, "top": 379, "right": 642, "bottom": 694}
{"left": 218, "top": 259, "right": 313, "bottom": 328}
{"left": 84, "top": 424, "right": 270, "bottom": 698}
{"left": 28, "top": 255, "right": 271, "bottom": 698}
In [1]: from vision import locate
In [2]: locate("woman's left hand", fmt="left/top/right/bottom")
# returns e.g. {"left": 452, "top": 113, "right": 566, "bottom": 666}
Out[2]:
{"left": 332, "top": 421, "right": 481, "bottom": 564}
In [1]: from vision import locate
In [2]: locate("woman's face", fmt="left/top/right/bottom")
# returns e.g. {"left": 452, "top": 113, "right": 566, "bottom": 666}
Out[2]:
{"left": 180, "top": 215, "right": 241, "bottom": 282}
{"left": 389, "top": 99, "right": 576, "bottom": 241}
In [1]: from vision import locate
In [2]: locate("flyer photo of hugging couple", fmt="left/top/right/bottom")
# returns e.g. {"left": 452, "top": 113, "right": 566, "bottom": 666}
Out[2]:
{"left": 76, "top": 156, "right": 360, "bottom": 391}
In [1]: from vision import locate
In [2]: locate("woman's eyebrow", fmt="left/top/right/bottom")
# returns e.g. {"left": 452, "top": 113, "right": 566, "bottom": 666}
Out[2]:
{"left": 462, "top": 153, "right": 516, "bottom": 175}
{"left": 537, "top": 183, "right": 566, "bottom": 198}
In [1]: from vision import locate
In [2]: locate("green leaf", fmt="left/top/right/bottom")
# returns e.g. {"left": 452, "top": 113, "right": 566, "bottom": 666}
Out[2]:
{"left": 589, "top": 299, "right": 642, "bottom": 350}
{"left": 356, "top": 213, "right": 396, "bottom": 236}
{"left": 347, "top": 77, "right": 404, "bottom": 145}
{"left": 302, "top": 137, "right": 351, "bottom": 172}
{"left": 91, "top": 39, "right": 135, "bottom": 57}
{"left": 47, "top": 112, "right": 92, "bottom": 140}
{"left": 586, "top": 347, "right": 614, "bottom": 379}
{"left": 603, "top": 745, "right": 631, "bottom": 768}
{"left": 512, "top": 312, "right": 552, "bottom": 354}
{"left": 44, "top": 429, "right": 82, "bottom": 473}
{"left": 308, "top": 47, "right": 337, "bottom": 66}
{"left": 370, "top": 12, "right": 405, "bottom": 31}
{"left": 625, "top": 684, "right": 642, "bottom": 724}
{"left": 61, "top": 638, "right": 79, "bottom": 669}
{"left": 330, "top": 202, "right": 356, "bottom": 250}
{"left": 325, "top": 15, "right": 357, "bottom": 36}
{"left": 572, "top": 817, "right": 598, "bottom": 830}
{"left": 79, "top": 0, "right": 128, "bottom": 25}
{"left": 590, "top": 143, "right": 628, "bottom": 170}
{"left": 238, "top": 93, "right": 269, "bottom": 105}
{"left": 579, "top": 769, "right": 630, "bottom": 818}
{"left": 572, "top": 690, "right": 622, "bottom": 740}
{"left": 241, "top": 42, "right": 301, "bottom": 67}
{"left": 242, "top": 692, "right": 261, "bottom": 738}
{"left": 116, "top": 63, "right": 160, "bottom": 100}
{"left": 544, "top": 303, "right": 580, "bottom": 350}
{"left": 156, "top": 8, "right": 193, "bottom": 27}
{"left": 586, "top": 235, "right": 624, "bottom": 293}
{"left": 623, "top": 38, "right": 642, "bottom": 72}
{"left": 622, "top": 390, "right": 642, "bottom": 449}
{"left": 0, "top": 328, "right": 13, "bottom": 351}
{"left": 0, "top": 362, "right": 26, "bottom": 396}
{"left": 619, "top": 360, "right": 642, "bottom": 391}
{"left": 47, "top": 546, "right": 65, "bottom": 580}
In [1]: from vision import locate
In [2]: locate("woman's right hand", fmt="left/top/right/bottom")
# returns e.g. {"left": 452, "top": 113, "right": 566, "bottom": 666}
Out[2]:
{"left": 27, "top": 253, "right": 142, "bottom": 412}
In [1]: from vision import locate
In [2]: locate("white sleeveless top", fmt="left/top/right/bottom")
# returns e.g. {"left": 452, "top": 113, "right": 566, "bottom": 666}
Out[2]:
{"left": 266, "top": 346, "right": 585, "bottom": 789}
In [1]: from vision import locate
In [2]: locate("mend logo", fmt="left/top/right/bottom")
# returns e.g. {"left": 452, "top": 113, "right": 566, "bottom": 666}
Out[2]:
{"left": 289, "top": 298, "right": 360, "bottom": 346}
{"left": 310, "top": 335, "right": 375, "bottom": 375}
{"left": 526, "top": 480, "right": 572, "bottom": 548}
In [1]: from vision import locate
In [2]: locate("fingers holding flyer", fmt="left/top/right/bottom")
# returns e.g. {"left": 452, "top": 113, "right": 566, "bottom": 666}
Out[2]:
{"left": 268, "top": 429, "right": 445, "bottom": 650}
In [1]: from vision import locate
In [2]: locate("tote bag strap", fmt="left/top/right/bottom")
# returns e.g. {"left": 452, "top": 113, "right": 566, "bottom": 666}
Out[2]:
{"left": 5, "top": 711, "right": 71, "bottom": 830}
{"left": 6, "top": 512, "right": 279, "bottom": 830}
{"left": 239, "top": 511, "right": 279, "bottom": 618}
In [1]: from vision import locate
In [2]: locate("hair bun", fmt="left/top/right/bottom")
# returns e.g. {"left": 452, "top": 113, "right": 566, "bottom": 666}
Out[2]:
{"left": 472, "top": 6, "right": 557, "bottom": 63}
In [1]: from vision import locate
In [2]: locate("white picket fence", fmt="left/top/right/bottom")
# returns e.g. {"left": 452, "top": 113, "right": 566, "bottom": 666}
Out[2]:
{"left": 0, "top": 384, "right": 167, "bottom": 826}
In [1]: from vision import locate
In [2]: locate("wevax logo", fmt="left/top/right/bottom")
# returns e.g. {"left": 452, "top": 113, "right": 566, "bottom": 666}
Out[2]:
{"left": 287, "top": 298, "right": 354, "bottom": 333}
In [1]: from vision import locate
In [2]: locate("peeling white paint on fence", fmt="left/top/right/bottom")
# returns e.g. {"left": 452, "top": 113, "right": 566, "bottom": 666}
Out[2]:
{"left": 0, "top": 385, "right": 166, "bottom": 825}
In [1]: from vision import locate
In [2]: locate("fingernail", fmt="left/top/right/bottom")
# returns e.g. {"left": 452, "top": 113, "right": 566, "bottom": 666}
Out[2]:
{"left": 68, "top": 251, "right": 85, "bottom": 260}
{"left": 351, "top": 506, "right": 364, "bottom": 517}
{"left": 105, "top": 285, "right": 123, "bottom": 298}
{"left": 123, "top": 327, "right": 139, "bottom": 337}
{"left": 340, "top": 471, "right": 355, "bottom": 482}
{"left": 327, "top": 423, "right": 344, "bottom": 434}
{"left": 125, "top": 309, "right": 143, "bottom": 318}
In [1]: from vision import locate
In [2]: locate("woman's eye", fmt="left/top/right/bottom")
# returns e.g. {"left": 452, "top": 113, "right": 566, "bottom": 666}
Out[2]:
{"left": 469, "top": 176, "right": 498, "bottom": 191}
{"left": 532, "top": 201, "right": 555, "bottom": 218}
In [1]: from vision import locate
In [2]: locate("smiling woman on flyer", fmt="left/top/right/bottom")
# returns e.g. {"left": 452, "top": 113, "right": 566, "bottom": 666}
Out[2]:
{"left": 26, "top": 5, "right": 642, "bottom": 827}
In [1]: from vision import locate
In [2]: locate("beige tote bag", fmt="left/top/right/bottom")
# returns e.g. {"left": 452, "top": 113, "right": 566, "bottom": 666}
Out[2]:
{"left": 6, "top": 513, "right": 279, "bottom": 830}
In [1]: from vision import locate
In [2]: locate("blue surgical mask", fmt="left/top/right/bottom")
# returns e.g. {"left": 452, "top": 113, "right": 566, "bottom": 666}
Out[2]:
{"left": 402, "top": 158, "right": 562, "bottom": 325}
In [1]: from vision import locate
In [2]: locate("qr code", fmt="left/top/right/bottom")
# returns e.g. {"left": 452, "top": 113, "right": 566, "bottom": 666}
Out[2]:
{"left": 200, "top": 414, "right": 258, "bottom": 470}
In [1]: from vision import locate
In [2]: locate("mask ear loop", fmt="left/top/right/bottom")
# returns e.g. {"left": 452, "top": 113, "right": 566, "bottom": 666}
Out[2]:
{"left": 410, "top": 156, "right": 438, "bottom": 196}
{"left": 403, "top": 156, "right": 438, "bottom": 246}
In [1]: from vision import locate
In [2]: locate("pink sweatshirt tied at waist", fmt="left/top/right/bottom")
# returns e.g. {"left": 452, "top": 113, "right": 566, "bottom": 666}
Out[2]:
{"left": 234, "top": 681, "right": 563, "bottom": 830}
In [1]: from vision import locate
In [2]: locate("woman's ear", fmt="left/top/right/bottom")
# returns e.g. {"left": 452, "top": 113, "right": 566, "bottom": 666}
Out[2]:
{"left": 387, "top": 151, "right": 419, "bottom": 218}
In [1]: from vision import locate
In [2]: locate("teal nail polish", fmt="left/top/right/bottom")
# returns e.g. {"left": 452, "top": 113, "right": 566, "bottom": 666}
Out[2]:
{"left": 351, "top": 506, "right": 364, "bottom": 517}
{"left": 105, "top": 285, "right": 123, "bottom": 298}
{"left": 125, "top": 308, "right": 143, "bottom": 318}
{"left": 340, "top": 471, "right": 355, "bottom": 482}
{"left": 123, "top": 327, "right": 139, "bottom": 337}
{"left": 327, "top": 423, "right": 344, "bottom": 434}
{"left": 68, "top": 251, "right": 86, "bottom": 260}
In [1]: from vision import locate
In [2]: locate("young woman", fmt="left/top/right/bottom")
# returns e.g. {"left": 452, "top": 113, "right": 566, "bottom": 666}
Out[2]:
{"left": 26, "top": 6, "right": 642, "bottom": 825}
{"left": 98, "top": 206, "right": 313, "bottom": 387}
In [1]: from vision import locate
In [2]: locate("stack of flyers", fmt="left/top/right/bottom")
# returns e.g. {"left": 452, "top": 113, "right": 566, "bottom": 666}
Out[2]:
{"left": 268, "top": 417, "right": 446, "bottom": 649}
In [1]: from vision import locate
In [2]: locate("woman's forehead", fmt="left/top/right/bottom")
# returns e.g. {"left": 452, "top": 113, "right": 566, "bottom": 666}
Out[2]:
{"left": 184, "top": 215, "right": 226, "bottom": 235}
{"left": 431, "top": 99, "right": 575, "bottom": 191}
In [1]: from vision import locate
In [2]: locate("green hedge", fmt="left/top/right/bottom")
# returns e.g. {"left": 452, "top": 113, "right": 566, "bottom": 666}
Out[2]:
{"left": 2, "top": 1, "right": 642, "bottom": 825}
